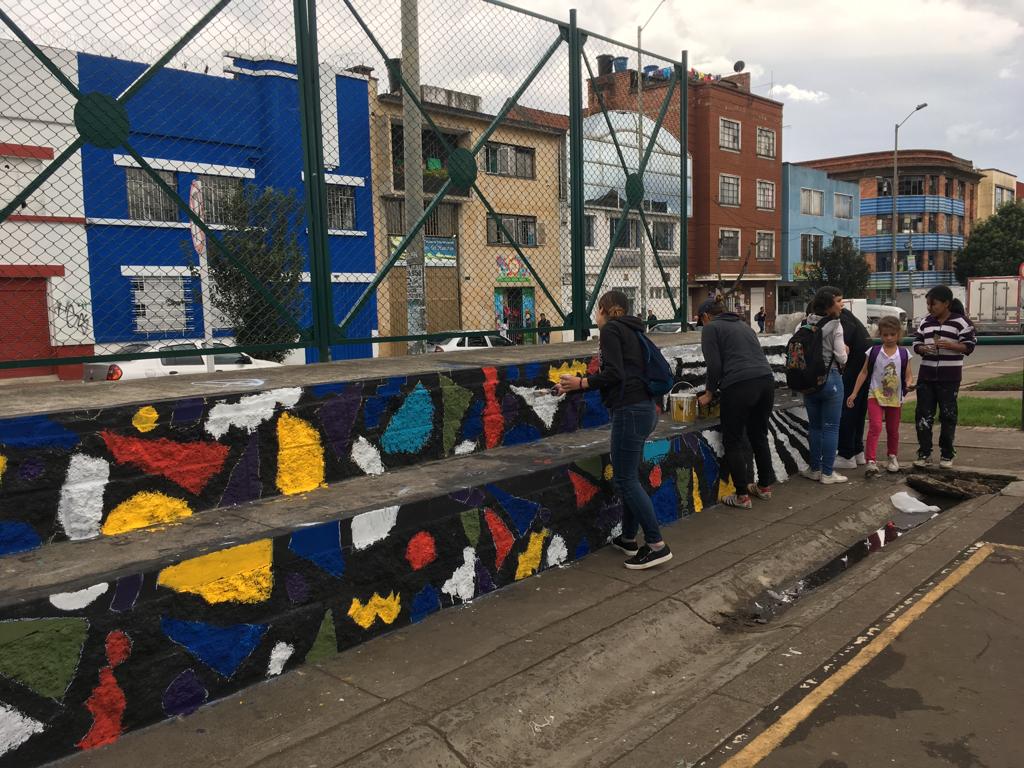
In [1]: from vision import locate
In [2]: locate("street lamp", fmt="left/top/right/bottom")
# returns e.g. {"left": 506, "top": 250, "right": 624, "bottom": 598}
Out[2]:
{"left": 890, "top": 102, "right": 927, "bottom": 301}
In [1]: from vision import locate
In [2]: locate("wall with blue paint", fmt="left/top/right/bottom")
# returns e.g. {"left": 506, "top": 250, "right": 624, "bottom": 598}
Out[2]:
{"left": 781, "top": 164, "right": 861, "bottom": 282}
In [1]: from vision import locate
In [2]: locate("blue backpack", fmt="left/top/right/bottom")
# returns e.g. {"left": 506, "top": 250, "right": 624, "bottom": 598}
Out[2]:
{"left": 634, "top": 330, "right": 675, "bottom": 397}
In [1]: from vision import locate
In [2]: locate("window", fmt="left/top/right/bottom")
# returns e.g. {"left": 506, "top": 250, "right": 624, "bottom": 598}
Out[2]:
{"left": 834, "top": 193, "right": 853, "bottom": 219}
{"left": 584, "top": 214, "right": 595, "bottom": 247}
{"left": 326, "top": 185, "right": 356, "bottom": 230}
{"left": 610, "top": 218, "right": 642, "bottom": 249}
{"left": 487, "top": 214, "right": 537, "bottom": 246}
{"left": 611, "top": 286, "right": 637, "bottom": 313}
{"left": 995, "top": 185, "right": 1015, "bottom": 208}
{"left": 653, "top": 221, "right": 675, "bottom": 251}
{"left": 800, "top": 188, "right": 824, "bottom": 216}
{"left": 929, "top": 176, "right": 938, "bottom": 195}
{"left": 130, "top": 276, "right": 190, "bottom": 333}
{"left": 876, "top": 216, "right": 892, "bottom": 234}
{"left": 649, "top": 287, "right": 678, "bottom": 300}
{"left": 832, "top": 236, "right": 853, "bottom": 251}
{"left": 928, "top": 213, "right": 938, "bottom": 233}
{"left": 719, "top": 174, "right": 740, "bottom": 206}
{"left": 159, "top": 343, "right": 203, "bottom": 366}
{"left": 484, "top": 142, "right": 535, "bottom": 179}
{"left": 755, "top": 231, "right": 774, "bottom": 261}
{"left": 898, "top": 213, "right": 924, "bottom": 233}
{"left": 719, "top": 118, "right": 741, "bottom": 151}
{"left": 756, "top": 127, "right": 776, "bottom": 158}
{"left": 944, "top": 177, "right": 953, "bottom": 197}
{"left": 385, "top": 199, "right": 458, "bottom": 237}
{"left": 126, "top": 168, "right": 178, "bottom": 222}
{"left": 800, "top": 233, "right": 823, "bottom": 262}
{"left": 957, "top": 180, "right": 965, "bottom": 200}
{"left": 756, "top": 180, "right": 775, "bottom": 210}
{"left": 719, "top": 229, "right": 740, "bottom": 260}
{"left": 488, "top": 335, "right": 514, "bottom": 347}
{"left": 195, "top": 174, "right": 242, "bottom": 225}
{"left": 897, "top": 176, "right": 924, "bottom": 196}
{"left": 877, "top": 177, "right": 892, "bottom": 197}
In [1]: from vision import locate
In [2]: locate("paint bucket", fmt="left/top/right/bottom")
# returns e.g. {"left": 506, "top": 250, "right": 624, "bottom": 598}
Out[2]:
{"left": 612, "top": 56, "right": 628, "bottom": 72}
{"left": 698, "top": 396, "right": 720, "bottom": 420}
{"left": 668, "top": 383, "right": 697, "bottom": 424}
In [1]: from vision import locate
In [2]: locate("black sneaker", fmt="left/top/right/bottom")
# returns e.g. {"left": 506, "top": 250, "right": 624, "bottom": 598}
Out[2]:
{"left": 624, "top": 545, "right": 673, "bottom": 570}
{"left": 611, "top": 535, "right": 640, "bottom": 555}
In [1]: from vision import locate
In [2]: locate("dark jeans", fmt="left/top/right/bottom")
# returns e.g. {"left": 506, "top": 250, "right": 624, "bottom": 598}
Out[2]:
{"left": 719, "top": 375, "right": 777, "bottom": 492}
{"left": 838, "top": 363, "right": 868, "bottom": 459}
{"left": 610, "top": 400, "right": 662, "bottom": 544}
{"left": 915, "top": 380, "right": 959, "bottom": 460}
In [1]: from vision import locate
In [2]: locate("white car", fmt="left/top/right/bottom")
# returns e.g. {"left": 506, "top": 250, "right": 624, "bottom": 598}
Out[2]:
{"left": 430, "top": 333, "right": 516, "bottom": 352}
{"left": 649, "top": 321, "right": 698, "bottom": 334}
{"left": 83, "top": 342, "right": 283, "bottom": 381}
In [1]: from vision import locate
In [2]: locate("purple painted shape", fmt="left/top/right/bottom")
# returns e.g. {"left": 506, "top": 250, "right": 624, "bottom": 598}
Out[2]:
{"left": 220, "top": 434, "right": 261, "bottom": 507}
{"left": 162, "top": 669, "right": 208, "bottom": 717}
{"left": 475, "top": 560, "right": 496, "bottom": 594}
{"left": 18, "top": 457, "right": 45, "bottom": 482}
{"left": 561, "top": 394, "right": 581, "bottom": 432}
{"left": 597, "top": 501, "right": 623, "bottom": 531}
{"left": 501, "top": 393, "right": 519, "bottom": 425}
{"left": 319, "top": 384, "right": 363, "bottom": 460}
{"left": 450, "top": 487, "right": 486, "bottom": 507}
{"left": 171, "top": 398, "right": 206, "bottom": 425}
{"left": 109, "top": 573, "right": 143, "bottom": 613}
{"left": 286, "top": 572, "right": 309, "bottom": 604}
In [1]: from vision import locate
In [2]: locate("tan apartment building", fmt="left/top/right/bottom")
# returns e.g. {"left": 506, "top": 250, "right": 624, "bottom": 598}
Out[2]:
{"left": 367, "top": 77, "right": 565, "bottom": 355}
{"left": 977, "top": 168, "right": 1017, "bottom": 221}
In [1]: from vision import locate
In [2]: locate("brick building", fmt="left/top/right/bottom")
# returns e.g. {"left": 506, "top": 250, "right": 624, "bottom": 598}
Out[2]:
{"left": 587, "top": 63, "right": 784, "bottom": 328}
{"left": 802, "top": 150, "right": 982, "bottom": 301}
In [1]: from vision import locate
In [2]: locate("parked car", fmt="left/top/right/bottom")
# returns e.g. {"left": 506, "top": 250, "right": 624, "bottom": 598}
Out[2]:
{"left": 82, "top": 342, "right": 282, "bottom": 381}
{"left": 430, "top": 333, "right": 515, "bottom": 352}
{"left": 648, "top": 321, "right": 697, "bottom": 334}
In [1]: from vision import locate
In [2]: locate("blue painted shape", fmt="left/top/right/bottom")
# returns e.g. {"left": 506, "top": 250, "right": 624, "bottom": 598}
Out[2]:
{"left": 524, "top": 363, "right": 542, "bottom": 381}
{"left": 506, "top": 366, "right": 519, "bottom": 382}
{"left": 651, "top": 480, "right": 680, "bottom": 525}
{"left": 581, "top": 390, "right": 609, "bottom": 428}
{"left": 161, "top": 616, "right": 268, "bottom": 678}
{"left": 503, "top": 424, "right": 541, "bottom": 446}
{"left": 381, "top": 382, "right": 434, "bottom": 454}
{"left": 575, "top": 537, "right": 590, "bottom": 559}
{"left": 0, "top": 416, "right": 79, "bottom": 449}
{"left": 171, "top": 398, "right": 205, "bottom": 425}
{"left": 643, "top": 439, "right": 671, "bottom": 464}
{"left": 698, "top": 438, "right": 720, "bottom": 495}
{"left": 0, "top": 522, "right": 41, "bottom": 556}
{"left": 410, "top": 584, "right": 440, "bottom": 623}
{"left": 460, "top": 400, "right": 484, "bottom": 442}
{"left": 312, "top": 382, "right": 347, "bottom": 398}
{"left": 288, "top": 521, "right": 345, "bottom": 578}
{"left": 486, "top": 483, "right": 538, "bottom": 537}
{"left": 364, "top": 377, "right": 406, "bottom": 430}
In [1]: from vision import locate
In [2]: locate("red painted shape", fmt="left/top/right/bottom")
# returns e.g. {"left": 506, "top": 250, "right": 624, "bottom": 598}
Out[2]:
{"left": 405, "top": 531, "right": 437, "bottom": 571}
{"left": 482, "top": 366, "right": 504, "bottom": 449}
{"left": 0, "top": 265, "right": 66, "bottom": 278}
{"left": 649, "top": 465, "right": 662, "bottom": 488}
{"left": 0, "top": 143, "right": 54, "bottom": 160}
{"left": 484, "top": 508, "right": 514, "bottom": 570}
{"left": 587, "top": 355, "right": 600, "bottom": 375}
{"left": 7, "top": 214, "right": 86, "bottom": 225}
{"left": 100, "top": 431, "right": 230, "bottom": 495}
{"left": 0, "top": 277, "right": 54, "bottom": 378}
{"left": 77, "top": 631, "right": 131, "bottom": 751}
{"left": 567, "top": 469, "right": 599, "bottom": 508}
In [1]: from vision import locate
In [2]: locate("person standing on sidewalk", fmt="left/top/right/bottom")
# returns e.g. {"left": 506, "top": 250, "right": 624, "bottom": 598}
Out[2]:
{"left": 913, "top": 285, "right": 976, "bottom": 468}
{"left": 800, "top": 287, "right": 849, "bottom": 484}
{"left": 556, "top": 290, "right": 672, "bottom": 570}
{"left": 834, "top": 305, "right": 872, "bottom": 470}
{"left": 696, "top": 297, "right": 777, "bottom": 509}
{"left": 754, "top": 307, "right": 766, "bottom": 334}
{"left": 845, "top": 316, "right": 914, "bottom": 476}
{"left": 537, "top": 313, "right": 551, "bottom": 344}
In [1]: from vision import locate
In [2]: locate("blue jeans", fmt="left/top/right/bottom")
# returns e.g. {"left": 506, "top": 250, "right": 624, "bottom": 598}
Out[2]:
{"left": 610, "top": 400, "right": 662, "bottom": 545}
{"left": 804, "top": 368, "right": 844, "bottom": 476}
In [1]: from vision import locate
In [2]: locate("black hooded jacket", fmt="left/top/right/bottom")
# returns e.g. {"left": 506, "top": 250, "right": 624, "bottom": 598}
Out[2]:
{"left": 585, "top": 316, "right": 651, "bottom": 410}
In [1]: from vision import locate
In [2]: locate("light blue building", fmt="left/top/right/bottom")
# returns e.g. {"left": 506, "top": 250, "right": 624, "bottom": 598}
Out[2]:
{"left": 780, "top": 163, "right": 860, "bottom": 312}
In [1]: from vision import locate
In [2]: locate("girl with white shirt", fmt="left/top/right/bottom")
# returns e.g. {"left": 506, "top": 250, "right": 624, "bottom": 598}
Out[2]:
{"left": 801, "top": 287, "right": 849, "bottom": 484}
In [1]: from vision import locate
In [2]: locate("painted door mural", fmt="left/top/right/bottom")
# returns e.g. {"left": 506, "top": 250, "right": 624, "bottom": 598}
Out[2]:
{"left": 493, "top": 287, "right": 535, "bottom": 344}
{"left": 0, "top": 277, "right": 54, "bottom": 378}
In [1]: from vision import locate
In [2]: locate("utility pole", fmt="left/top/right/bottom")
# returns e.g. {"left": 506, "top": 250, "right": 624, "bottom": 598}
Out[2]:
{"left": 402, "top": 0, "right": 426, "bottom": 353}
{"left": 891, "top": 102, "right": 927, "bottom": 303}
{"left": 637, "top": 24, "right": 647, "bottom": 318}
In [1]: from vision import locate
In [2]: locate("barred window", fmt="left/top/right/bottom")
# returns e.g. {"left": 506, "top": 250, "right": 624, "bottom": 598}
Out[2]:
{"left": 130, "top": 276, "right": 189, "bottom": 333}
{"left": 756, "top": 231, "right": 774, "bottom": 261}
{"left": 719, "top": 229, "right": 740, "bottom": 260}
{"left": 196, "top": 174, "right": 243, "bottom": 225}
{"left": 834, "top": 193, "right": 853, "bottom": 219}
{"left": 756, "top": 180, "right": 775, "bottom": 210}
{"left": 800, "top": 188, "right": 824, "bottom": 216}
{"left": 800, "top": 233, "right": 824, "bottom": 262}
{"left": 484, "top": 143, "right": 535, "bottom": 179}
{"left": 583, "top": 214, "right": 595, "bottom": 247}
{"left": 653, "top": 221, "right": 675, "bottom": 250}
{"left": 126, "top": 168, "right": 178, "bottom": 222}
{"left": 609, "top": 218, "right": 642, "bottom": 249}
{"left": 719, "top": 118, "right": 740, "bottom": 151}
{"left": 327, "top": 185, "right": 356, "bottom": 230}
{"left": 487, "top": 214, "right": 537, "bottom": 246}
{"left": 756, "top": 127, "right": 776, "bottom": 158}
{"left": 385, "top": 199, "right": 458, "bottom": 237}
{"left": 719, "top": 174, "right": 740, "bottom": 206}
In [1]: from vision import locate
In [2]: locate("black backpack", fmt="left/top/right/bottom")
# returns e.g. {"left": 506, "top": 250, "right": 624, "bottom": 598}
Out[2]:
{"left": 785, "top": 317, "right": 832, "bottom": 394}
{"left": 634, "top": 330, "right": 674, "bottom": 397}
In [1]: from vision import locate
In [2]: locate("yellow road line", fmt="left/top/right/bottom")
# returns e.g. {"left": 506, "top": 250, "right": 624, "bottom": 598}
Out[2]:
{"left": 722, "top": 543, "right": 994, "bottom": 768}
{"left": 979, "top": 540, "right": 1024, "bottom": 554}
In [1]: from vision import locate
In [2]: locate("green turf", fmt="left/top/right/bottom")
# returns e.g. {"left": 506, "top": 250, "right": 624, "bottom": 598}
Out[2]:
{"left": 901, "top": 398, "right": 1022, "bottom": 429}
{"left": 969, "top": 371, "right": 1023, "bottom": 391}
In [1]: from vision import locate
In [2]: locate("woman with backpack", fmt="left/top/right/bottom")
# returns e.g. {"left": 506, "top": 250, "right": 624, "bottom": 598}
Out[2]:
{"left": 798, "top": 287, "right": 849, "bottom": 484}
{"left": 844, "top": 315, "right": 914, "bottom": 476}
{"left": 555, "top": 290, "right": 672, "bottom": 570}
{"left": 912, "top": 285, "right": 976, "bottom": 468}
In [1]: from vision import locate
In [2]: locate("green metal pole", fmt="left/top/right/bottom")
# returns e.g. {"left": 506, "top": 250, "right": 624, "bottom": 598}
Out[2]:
{"left": 679, "top": 51, "right": 688, "bottom": 324}
{"left": 568, "top": 10, "right": 587, "bottom": 341}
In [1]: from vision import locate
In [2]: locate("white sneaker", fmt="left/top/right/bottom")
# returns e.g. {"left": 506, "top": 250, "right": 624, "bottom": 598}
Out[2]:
{"left": 833, "top": 456, "right": 858, "bottom": 470}
{"left": 887, "top": 455, "right": 900, "bottom": 473}
{"left": 821, "top": 472, "right": 848, "bottom": 484}
{"left": 940, "top": 458, "right": 954, "bottom": 468}
{"left": 865, "top": 461, "right": 880, "bottom": 477}
{"left": 801, "top": 469, "right": 822, "bottom": 481}
{"left": 855, "top": 452, "right": 866, "bottom": 466}
{"left": 913, "top": 457, "right": 932, "bottom": 468}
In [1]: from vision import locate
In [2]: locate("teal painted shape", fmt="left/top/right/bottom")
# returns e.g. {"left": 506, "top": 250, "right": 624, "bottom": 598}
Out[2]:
{"left": 381, "top": 382, "right": 435, "bottom": 455}
{"left": 643, "top": 439, "right": 671, "bottom": 464}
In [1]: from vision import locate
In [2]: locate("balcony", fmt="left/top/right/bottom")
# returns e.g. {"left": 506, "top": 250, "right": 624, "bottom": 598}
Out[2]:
{"left": 392, "top": 167, "right": 471, "bottom": 197}
{"left": 861, "top": 196, "right": 965, "bottom": 216}
{"left": 859, "top": 234, "right": 964, "bottom": 252}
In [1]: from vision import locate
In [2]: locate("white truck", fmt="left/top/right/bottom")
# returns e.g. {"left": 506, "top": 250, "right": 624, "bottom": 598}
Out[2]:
{"left": 967, "top": 276, "right": 1023, "bottom": 334}
{"left": 899, "top": 286, "right": 967, "bottom": 330}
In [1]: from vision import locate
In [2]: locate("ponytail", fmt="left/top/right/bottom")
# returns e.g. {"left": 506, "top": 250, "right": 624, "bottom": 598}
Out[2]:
{"left": 950, "top": 298, "right": 966, "bottom": 316}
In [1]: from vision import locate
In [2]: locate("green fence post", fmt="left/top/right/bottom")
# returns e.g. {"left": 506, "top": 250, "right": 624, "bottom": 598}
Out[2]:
{"left": 568, "top": 9, "right": 587, "bottom": 341}
{"left": 679, "top": 51, "right": 688, "bottom": 324}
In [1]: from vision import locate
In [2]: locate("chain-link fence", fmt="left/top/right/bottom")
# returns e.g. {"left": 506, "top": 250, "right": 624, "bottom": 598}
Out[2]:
{"left": 0, "top": 0, "right": 688, "bottom": 378}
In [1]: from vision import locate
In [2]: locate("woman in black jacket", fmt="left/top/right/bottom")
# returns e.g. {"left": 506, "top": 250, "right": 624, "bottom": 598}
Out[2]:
{"left": 555, "top": 291, "right": 672, "bottom": 570}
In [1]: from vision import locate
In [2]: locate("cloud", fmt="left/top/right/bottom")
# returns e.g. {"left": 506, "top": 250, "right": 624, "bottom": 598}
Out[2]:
{"left": 769, "top": 83, "right": 829, "bottom": 103}
{"left": 945, "top": 122, "right": 1017, "bottom": 143}
{"left": 998, "top": 66, "right": 1015, "bottom": 79}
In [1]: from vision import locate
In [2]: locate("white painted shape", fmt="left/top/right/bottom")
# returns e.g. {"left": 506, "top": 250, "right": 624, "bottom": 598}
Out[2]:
{"left": 204, "top": 387, "right": 303, "bottom": 439}
{"left": 510, "top": 385, "right": 565, "bottom": 429}
{"left": 609, "top": 522, "right": 623, "bottom": 540}
{"left": 350, "top": 506, "right": 400, "bottom": 550}
{"left": 442, "top": 547, "right": 477, "bottom": 603}
{"left": 700, "top": 429, "right": 725, "bottom": 459}
{"left": 57, "top": 454, "right": 110, "bottom": 540}
{"left": 766, "top": 419, "right": 790, "bottom": 484}
{"left": 111, "top": 154, "right": 255, "bottom": 178}
{"left": 0, "top": 703, "right": 45, "bottom": 756}
{"left": 546, "top": 534, "right": 568, "bottom": 567}
{"left": 49, "top": 583, "right": 109, "bottom": 611}
{"left": 454, "top": 440, "right": 477, "bottom": 456}
{"left": 120, "top": 264, "right": 193, "bottom": 277}
{"left": 769, "top": 413, "right": 809, "bottom": 473}
{"left": 351, "top": 436, "right": 384, "bottom": 476}
{"left": 267, "top": 641, "right": 294, "bottom": 677}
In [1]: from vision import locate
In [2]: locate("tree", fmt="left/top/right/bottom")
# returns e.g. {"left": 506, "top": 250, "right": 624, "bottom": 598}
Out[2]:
{"left": 955, "top": 200, "right": 1024, "bottom": 284}
{"left": 193, "top": 187, "right": 305, "bottom": 362}
{"left": 803, "top": 236, "right": 870, "bottom": 299}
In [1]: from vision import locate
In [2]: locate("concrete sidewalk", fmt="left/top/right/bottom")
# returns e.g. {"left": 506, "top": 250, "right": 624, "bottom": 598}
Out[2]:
{"left": 56, "top": 427, "right": 1024, "bottom": 768}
